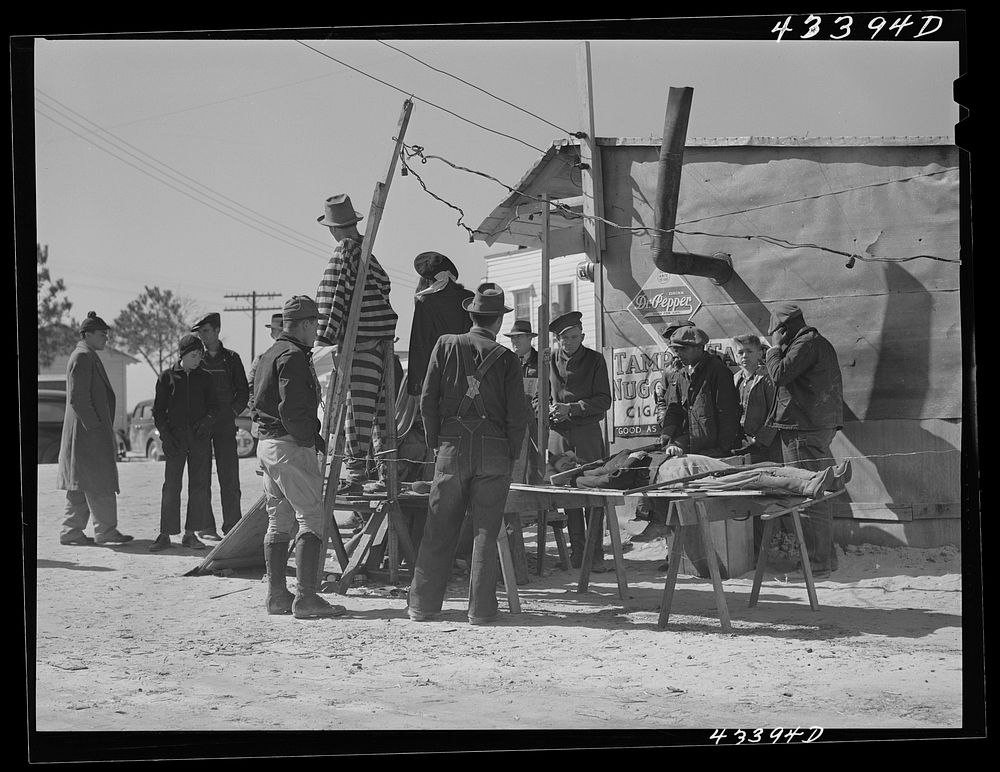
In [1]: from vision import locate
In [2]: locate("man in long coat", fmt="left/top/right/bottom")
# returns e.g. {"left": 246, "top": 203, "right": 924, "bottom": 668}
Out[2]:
{"left": 57, "top": 312, "right": 132, "bottom": 546}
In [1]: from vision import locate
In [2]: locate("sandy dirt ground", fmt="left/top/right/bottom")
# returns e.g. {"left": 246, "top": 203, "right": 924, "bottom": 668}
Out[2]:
{"left": 31, "top": 456, "right": 965, "bottom": 741}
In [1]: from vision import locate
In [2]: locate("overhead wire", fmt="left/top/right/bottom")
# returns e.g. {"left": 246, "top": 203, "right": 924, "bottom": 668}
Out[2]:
{"left": 294, "top": 40, "right": 549, "bottom": 154}
{"left": 375, "top": 40, "right": 581, "bottom": 138}
{"left": 399, "top": 142, "right": 961, "bottom": 265}
{"left": 34, "top": 91, "right": 421, "bottom": 291}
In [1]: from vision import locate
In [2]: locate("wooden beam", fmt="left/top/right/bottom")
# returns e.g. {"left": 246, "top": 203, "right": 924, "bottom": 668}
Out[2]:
{"left": 538, "top": 193, "right": 551, "bottom": 480}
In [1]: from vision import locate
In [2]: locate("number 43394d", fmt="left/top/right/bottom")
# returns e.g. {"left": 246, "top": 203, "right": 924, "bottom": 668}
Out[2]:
{"left": 771, "top": 14, "right": 944, "bottom": 41}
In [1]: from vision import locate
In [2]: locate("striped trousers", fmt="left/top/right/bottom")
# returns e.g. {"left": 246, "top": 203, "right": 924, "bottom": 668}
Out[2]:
{"left": 344, "top": 337, "right": 388, "bottom": 480}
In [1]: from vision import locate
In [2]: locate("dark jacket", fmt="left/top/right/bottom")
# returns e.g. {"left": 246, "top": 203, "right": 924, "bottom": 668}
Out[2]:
{"left": 420, "top": 327, "right": 528, "bottom": 459}
{"left": 251, "top": 333, "right": 321, "bottom": 446}
{"left": 654, "top": 356, "right": 689, "bottom": 426}
{"left": 735, "top": 366, "right": 778, "bottom": 448}
{"left": 407, "top": 280, "right": 475, "bottom": 396}
{"left": 518, "top": 348, "right": 539, "bottom": 378}
{"left": 153, "top": 363, "right": 219, "bottom": 442}
{"left": 548, "top": 345, "right": 612, "bottom": 428}
{"left": 56, "top": 342, "right": 120, "bottom": 494}
{"left": 201, "top": 344, "right": 249, "bottom": 419}
{"left": 765, "top": 327, "right": 844, "bottom": 431}
{"left": 659, "top": 351, "right": 740, "bottom": 457}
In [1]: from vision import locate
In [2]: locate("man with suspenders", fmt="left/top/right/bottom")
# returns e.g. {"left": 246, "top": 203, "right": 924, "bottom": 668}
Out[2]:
{"left": 407, "top": 283, "right": 528, "bottom": 626}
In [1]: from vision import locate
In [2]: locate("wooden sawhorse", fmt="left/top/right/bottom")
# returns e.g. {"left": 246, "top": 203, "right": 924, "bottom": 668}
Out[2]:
{"left": 657, "top": 489, "right": 847, "bottom": 632}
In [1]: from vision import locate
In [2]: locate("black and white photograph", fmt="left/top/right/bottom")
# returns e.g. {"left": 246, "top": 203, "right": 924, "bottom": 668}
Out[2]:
{"left": 16, "top": 13, "right": 981, "bottom": 758}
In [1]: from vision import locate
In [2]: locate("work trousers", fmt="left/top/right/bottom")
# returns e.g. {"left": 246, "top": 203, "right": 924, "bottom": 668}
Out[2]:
{"left": 343, "top": 338, "right": 388, "bottom": 482}
{"left": 258, "top": 436, "right": 326, "bottom": 541}
{"left": 409, "top": 418, "right": 513, "bottom": 621}
{"left": 549, "top": 422, "right": 606, "bottom": 561}
{"left": 203, "top": 414, "right": 242, "bottom": 533}
{"left": 61, "top": 490, "right": 119, "bottom": 541}
{"left": 159, "top": 429, "right": 212, "bottom": 535}
{"left": 779, "top": 427, "right": 839, "bottom": 571}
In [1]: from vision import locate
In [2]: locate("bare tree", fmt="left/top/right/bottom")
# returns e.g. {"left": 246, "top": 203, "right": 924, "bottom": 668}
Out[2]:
{"left": 112, "top": 286, "right": 193, "bottom": 375}
{"left": 37, "top": 243, "right": 78, "bottom": 370}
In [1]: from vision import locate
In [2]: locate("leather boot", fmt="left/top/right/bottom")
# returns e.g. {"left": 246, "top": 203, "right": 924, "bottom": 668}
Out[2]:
{"left": 264, "top": 537, "right": 294, "bottom": 615}
{"left": 830, "top": 459, "right": 853, "bottom": 490}
{"left": 631, "top": 509, "right": 670, "bottom": 542}
{"left": 292, "top": 533, "right": 346, "bottom": 619}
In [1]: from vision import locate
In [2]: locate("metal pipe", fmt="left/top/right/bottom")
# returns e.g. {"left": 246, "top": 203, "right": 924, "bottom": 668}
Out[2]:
{"left": 651, "top": 87, "right": 734, "bottom": 285}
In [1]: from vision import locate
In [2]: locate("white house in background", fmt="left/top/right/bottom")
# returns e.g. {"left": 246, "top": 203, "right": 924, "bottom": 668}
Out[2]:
{"left": 484, "top": 247, "right": 596, "bottom": 346}
{"left": 38, "top": 346, "right": 139, "bottom": 435}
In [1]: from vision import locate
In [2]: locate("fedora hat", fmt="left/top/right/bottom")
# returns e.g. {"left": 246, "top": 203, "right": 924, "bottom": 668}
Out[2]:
{"left": 265, "top": 312, "right": 284, "bottom": 330}
{"left": 503, "top": 319, "right": 538, "bottom": 338}
{"left": 462, "top": 282, "right": 513, "bottom": 315}
{"left": 317, "top": 194, "right": 364, "bottom": 227}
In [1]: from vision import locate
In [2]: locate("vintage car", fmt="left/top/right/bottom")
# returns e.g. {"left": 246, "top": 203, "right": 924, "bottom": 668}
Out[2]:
{"left": 38, "top": 388, "right": 127, "bottom": 463}
{"left": 128, "top": 399, "right": 257, "bottom": 460}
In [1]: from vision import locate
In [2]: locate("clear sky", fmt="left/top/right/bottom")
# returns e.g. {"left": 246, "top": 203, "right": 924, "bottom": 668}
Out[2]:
{"left": 28, "top": 31, "right": 960, "bottom": 408}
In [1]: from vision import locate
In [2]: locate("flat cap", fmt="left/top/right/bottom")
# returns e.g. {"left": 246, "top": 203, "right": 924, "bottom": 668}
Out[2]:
{"left": 79, "top": 311, "right": 111, "bottom": 334}
{"left": 767, "top": 302, "right": 804, "bottom": 335}
{"left": 660, "top": 318, "right": 695, "bottom": 341}
{"left": 668, "top": 326, "right": 710, "bottom": 348}
{"left": 190, "top": 312, "right": 221, "bottom": 331}
{"left": 282, "top": 295, "right": 328, "bottom": 322}
{"left": 549, "top": 311, "right": 584, "bottom": 336}
{"left": 178, "top": 333, "right": 204, "bottom": 358}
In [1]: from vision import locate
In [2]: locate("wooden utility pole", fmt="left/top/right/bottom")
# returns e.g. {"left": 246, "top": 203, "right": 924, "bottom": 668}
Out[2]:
{"left": 224, "top": 291, "right": 282, "bottom": 360}
{"left": 537, "top": 194, "right": 551, "bottom": 480}
{"left": 576, "top": 41, "right": 609, "bottom": 450}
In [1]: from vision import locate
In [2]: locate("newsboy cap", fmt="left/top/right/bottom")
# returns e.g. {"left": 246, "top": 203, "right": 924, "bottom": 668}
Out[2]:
{"left": 660, "top": 318, "right": 695, "bottom": 341}
{"left": 282, "top": 295, "right": 327, "bottom": 322}
{"left": 549, "top": 311, "right": 584, "bottom": 336}
{"left": 462, "top": 282, "right": 513, "bottom": 315}
{"left": 413, "top": 251, "right": 459, "bottom": 280}
{"left": 190, "top": 312, "right": 221, "bottom": 331}
{"left": 178, "top": 334, "right": 204, "bottom": 358}
{"left": 668, "top": 326, "right": 710, "bottom": 348}
{"left": 317, "top": 194, "right": 363, "bottom": 227}
{"left": 767, "top": 302, "right": 805, "bottom": 335}
{"left": 79, "top": 311, "right": 110, "bottom": 334}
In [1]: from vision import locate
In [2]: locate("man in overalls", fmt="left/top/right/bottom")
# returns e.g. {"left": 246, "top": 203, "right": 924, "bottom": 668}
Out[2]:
{"left": 407, "top": 283, "right": 528, "bottom": 626}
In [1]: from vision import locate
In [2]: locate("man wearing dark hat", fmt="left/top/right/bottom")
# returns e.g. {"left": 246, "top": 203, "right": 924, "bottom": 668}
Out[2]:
{"left": 407, "top": 282, "right": 528, "bottom": 625}
{"left": 252, "top": 295, "right": 347, "bottom": 620}
{"left": 652, "top": 325, "right": 741, "bottom": 578}
{"left": 57, "top": 312, "right": 133, "bottom": 546}
{"left": 189, "top": 311, "right": 249, "bottom": 540}
{"left": 148, "top": 334, "right": 218, "bottom": 552}
{"left": 504, "top": 320, "right": 539, "bottom": 378}
{"left": 407, "top": 251, "right": 474, "bottom": 396}
{"left": 764, "top": 302, "right": 844, "bottom": 577}
{"left": 545, "top": 310, "right": 613, "bottom": 571}
{"left": 315, "top": 194, "right": 399, "bottom": 494}
{"left": 631, "top": 319, "right": 698, "bottom": 542}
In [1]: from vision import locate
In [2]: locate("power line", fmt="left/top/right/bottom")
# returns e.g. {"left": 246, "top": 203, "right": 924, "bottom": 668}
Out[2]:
{"left": 375, "top": 40, "right": 580, "bottom": 138}
{"left": 294, "top": 40, "right": 548, "bottom": 154}
{"left": 34, "top": 97, "right": 420, "bottom": 291}
{"left": 224, "top": 291, "right": 283, "bottom": 361}
{"left": 399, "top": 141, "right": 960, "bottom": 265}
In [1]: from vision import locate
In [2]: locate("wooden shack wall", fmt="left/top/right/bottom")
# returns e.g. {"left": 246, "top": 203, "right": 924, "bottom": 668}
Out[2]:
{"left": 598, "top": 143, "right": 962, "bottom": 547}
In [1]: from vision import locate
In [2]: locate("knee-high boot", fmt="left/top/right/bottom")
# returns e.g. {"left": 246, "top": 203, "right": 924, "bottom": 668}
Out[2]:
{"left": 292, "top": 533, "right": 347, "bottom": 620}
{"left": 264, "top": 535, "right": 294, "bottom": 615}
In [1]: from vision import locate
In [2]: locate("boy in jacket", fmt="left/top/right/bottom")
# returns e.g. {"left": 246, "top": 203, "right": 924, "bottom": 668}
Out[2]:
{"left": 149, "top": 335, "right": 218, "bottom": 552}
